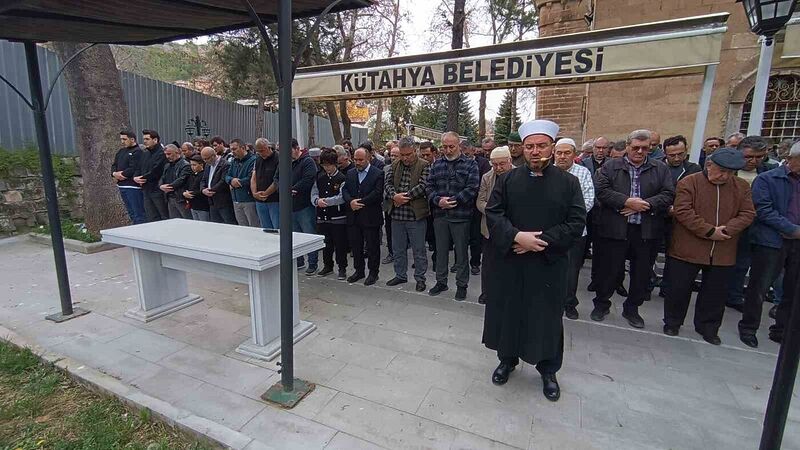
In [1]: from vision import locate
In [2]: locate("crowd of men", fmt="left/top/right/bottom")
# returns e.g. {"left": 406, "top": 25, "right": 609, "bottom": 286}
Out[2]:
{"left": 112, "top": 125, "right": 799, "bottom": 401}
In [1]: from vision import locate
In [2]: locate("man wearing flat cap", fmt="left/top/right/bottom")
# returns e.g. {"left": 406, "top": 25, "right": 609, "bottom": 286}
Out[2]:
{"left": 507, "top": 132, "right": 525, "bottom": 167}
{"left": 663, "top": 148, "right": 754, "bottom": 345}
{"left": 483, "top": 119, "right": 586, "bottom": 402}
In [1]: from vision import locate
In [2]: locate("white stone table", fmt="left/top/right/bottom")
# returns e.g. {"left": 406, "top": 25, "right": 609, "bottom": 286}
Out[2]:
{"left": 101, "top": 219, "right": 324, "bottom": 360}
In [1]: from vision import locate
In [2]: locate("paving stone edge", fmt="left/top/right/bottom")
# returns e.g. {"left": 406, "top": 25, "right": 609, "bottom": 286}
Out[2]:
{"left": 0, "top": 325, "right": 259, "bottom": 450}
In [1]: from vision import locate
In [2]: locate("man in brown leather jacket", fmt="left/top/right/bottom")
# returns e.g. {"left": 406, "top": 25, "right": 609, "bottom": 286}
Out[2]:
{"left": 663, "top": 148, "right": 755, "bottom": 344}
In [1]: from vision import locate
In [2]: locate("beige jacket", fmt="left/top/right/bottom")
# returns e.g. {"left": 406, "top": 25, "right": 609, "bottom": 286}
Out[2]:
{"left": 477, "top": 169, "right": 498, "bottom": 238}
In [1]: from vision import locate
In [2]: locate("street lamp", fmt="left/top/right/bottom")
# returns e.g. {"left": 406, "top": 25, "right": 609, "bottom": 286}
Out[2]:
{"left": 738, "top": 0, "right": 797, "bottom": 135}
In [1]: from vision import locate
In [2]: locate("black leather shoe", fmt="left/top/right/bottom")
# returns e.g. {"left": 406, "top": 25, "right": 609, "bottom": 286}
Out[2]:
{"left": 415, "top": 281, "right": 426, "bottom": 292}
{"left": 455, "top": 287, "right": 467, "bottom": 301}
{"left": 541, "top": 373, "right": 560, "bottom": 402}
{"left": 727, "top": 302, "right": 744, "bottom": 313}
{"left": 740, "top": 334, "right": 759, "bottom": 348}
{"left": 364, "top": 274, "right": 378, "bottom": 286}
{"left": 346, "top": 272, "right": 365, "bottom": 283}
{"left": 450, "top": 265, "right": 458, "bottom": 273}
{"left": 491, "top": 362, "right": 515, "bottom": 385}
{"left": 386, "top": 277, "right": 407, "bottom": 287}
{"left": 587, "top": 281, "right": 597, "bottom": 292}
{"left": 590, "top": 307, "right": 609, "bottom": 322}
{"left": 768, "top": 331, "right": 783, "bottom": 344}
{"left": 616, "top": 286, "right": 629, "bottom": 297}
{"left": 471, "top": 265, "right": 480, "bottom": 275}
{"left": 317, "top": 266, "right": 334, "bottom": 277}
{"left": 429, "top": 283, "right": 448, "bottom": 296}
{"left": 337, "top": 270, "right": 347, "bottom": 280}
{"left": 703, "top": 334, "right": 722, "bottom": 346}
{"left": 622, "top": 310, "right": 645, "bottom": 329}
{"left": 663, "top": 325, "right": 679, "bottom": 336}
{"left": 478, "top": 293, "right": 486, "bottom": 304}
{"left": 769, "top": 305, "right": 777, "bottom": 320}
{"left": 564, "top": 306, "right": 579, "bottom": 320}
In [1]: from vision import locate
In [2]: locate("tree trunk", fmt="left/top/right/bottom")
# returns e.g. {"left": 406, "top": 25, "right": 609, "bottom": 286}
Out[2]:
{"left": 339, "top": 100, "right": 352, "bottom": 140}
{"left": 255, "top": 92, "right": 266, "bottom": 138}
{"left": 446, "top": 0, "right": 467, "bottom": 132}
{"left": 308, "top": 113, "right": 316, "bottom": 147}
{"left": 325, "top": 101, "right": 343, "bottom": 145}
{"left": 53, "top": 42, "right": 130, "bottom": 234}
{"left": 372, "top": 99, "right": 384, "bottom": 142}
{"left": 478, "top": 90, "right": 487, "bottom": 139}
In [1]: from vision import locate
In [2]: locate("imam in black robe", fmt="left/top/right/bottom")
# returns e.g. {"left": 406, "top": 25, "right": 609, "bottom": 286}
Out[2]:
{"left": 483, "top": 163, "right": 586, "bottom": 366}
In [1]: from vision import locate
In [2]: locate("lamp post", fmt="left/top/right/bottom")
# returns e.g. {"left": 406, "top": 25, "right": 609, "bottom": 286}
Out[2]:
{"left": 739, "top": 0, "right": 797, "bottom": 135}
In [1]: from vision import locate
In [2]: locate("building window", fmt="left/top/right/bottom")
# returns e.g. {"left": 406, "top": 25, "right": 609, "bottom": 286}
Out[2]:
{"left": 739, "top": 75, "right": 800, "bottom": 143}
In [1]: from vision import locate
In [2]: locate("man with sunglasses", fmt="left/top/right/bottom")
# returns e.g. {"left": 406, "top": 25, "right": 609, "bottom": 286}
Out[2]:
{"left": 591, "top": 129, "right": 675, "bottom": 329}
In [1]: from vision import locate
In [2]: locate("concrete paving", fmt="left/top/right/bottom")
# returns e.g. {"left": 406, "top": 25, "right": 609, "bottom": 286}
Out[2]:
{"left": 1, "top": 237, "right": 798, "bottom": 449}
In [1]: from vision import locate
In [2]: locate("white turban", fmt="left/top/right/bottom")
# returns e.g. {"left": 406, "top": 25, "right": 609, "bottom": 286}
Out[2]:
{"left": 519, "top": 119, "right": 559, "bottom": 142}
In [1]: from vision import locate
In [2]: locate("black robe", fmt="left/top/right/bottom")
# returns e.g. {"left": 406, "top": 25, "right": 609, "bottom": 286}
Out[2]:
{"left": 483, "top": 164, "right": 586, "bottom": 364}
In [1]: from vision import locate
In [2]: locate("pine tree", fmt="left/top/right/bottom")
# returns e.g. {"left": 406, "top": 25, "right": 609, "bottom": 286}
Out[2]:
{"left": 493, "top": 90, "right": 521, "bottom": 145}
{"left": 412, "top": 94, "right": 448, "bottom": 131}
{"left": 456, "top": 92, "right": 478, "bottom": 142}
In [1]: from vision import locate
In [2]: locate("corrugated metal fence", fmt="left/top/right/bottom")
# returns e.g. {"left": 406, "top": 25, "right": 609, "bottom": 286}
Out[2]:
{"left": 0, "top": 41, "right": 365, "bottom": 155}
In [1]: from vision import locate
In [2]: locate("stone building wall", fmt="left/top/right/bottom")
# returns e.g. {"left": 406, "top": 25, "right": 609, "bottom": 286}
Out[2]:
{"left": 534, "top": 0, "right": 797, "bottom": 145}
{"left": 0, "top": 157, "right": 83, "bottom": 235}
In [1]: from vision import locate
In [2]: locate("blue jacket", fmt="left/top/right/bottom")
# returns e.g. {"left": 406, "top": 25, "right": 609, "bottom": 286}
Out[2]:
{"left": 225, "top": 152, "right": 257, "bottom": 203}
{"left": 750, "top": 166, "right": 800, "bottom": 249}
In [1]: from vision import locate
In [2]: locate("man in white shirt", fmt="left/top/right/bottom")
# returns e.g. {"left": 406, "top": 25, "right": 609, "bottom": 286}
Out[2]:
{"left": 554, "top": 138, "right": 595, "bottom": 320}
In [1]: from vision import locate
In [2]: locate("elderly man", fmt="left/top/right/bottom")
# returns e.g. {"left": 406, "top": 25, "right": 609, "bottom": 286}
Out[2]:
{"left": 698, "top": 136, "right": 723, "bottom": 167}
{"left": 508, "top": 132, "right": 525, "bottom": 167}
{"left": 180, "top": 142, "right": 196, "bottom": 161}
{"left": 226, "top": 138, "right": 259, "bottom": 227}
{"left": 579, "top": 136, "right": 610, "bottom": 175}
{"left": 200, "top": 146, "right": 236, "bottom": 224}
{"left": 343, "top": 147, "right": 385, "bottom": 285}
{"left": 384, "top": 137, "right": 431, "bottom": 291}
{"left": 554, "top": 138, "right": 595, "bottom": 320}
{"left": 335, "top": 145, "right": 354, "bottom": 174}
{"left": 649, "top": 131, "right": 664, "bottom": 161}
{"left": 426, "top": 131, "right": 480, "bottom": 301}
{"left": 664, "top": 148, "right": 754, "bottom": 344}
{"left": 159, "top": 144, "right": 192, "bottom": 219}
{"left": 591, "top": 129, "right": 675, "bottom": 328}
{"left": 727, "top": 132, "right": 745, "bottom": 149}
{"left": 579, "top": 140, "right": 594, "bottom": 160}
{"left": 480, "top": 137, "right": 496, "bottom": 158}
{"left": 484, "top": 120, "right": 586, "bottom": 402}
{"left": 251, "top": 138, "right": 280, "bottom": 229}
{"left": 739, "top": 142, "right": 800, "bottom": 347}
{"left": 476, "top": 146, "right": 514, "bottom": 304}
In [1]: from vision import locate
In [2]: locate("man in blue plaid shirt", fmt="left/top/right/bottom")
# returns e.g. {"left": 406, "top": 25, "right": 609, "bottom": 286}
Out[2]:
{"left": 426, "top": 131, "right": 480, "bottom": 301}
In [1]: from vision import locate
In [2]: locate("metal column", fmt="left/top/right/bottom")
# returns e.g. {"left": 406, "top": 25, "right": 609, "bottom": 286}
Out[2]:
{"left": 747, "top": 37, "right": 774, "bottom": 136}
{"left": 23, "top": 42, "right": 88, "bottom": 323}
{"left": 295, "top": 98, "right": 304, "bottom": 149}
{"left": 689, "top": 64, "right": 717, "bottom": 164}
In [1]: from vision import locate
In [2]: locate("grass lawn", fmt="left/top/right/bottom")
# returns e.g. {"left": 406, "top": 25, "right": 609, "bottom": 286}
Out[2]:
{"left": 0, "top": 341, "right": 211, "bottom": 450}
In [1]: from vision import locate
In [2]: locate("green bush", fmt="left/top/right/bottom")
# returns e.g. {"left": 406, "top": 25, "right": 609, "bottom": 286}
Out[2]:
{"left": 33, "top": 219, "right": 100, "bottom": 243}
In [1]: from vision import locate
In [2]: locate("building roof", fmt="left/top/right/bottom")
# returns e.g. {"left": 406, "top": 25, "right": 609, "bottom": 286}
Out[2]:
{"left": 0, "top": 0, "right": 372, "bottom": 45}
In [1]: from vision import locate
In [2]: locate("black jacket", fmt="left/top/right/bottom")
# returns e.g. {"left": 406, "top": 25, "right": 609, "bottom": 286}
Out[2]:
{"left": 160, "top": 158, "right": 191, "bottom": 200}
{"left": 342, "top": 165, "right": 385, "bottom": 227}
{"left": 186, "top": 170, "right": 209, "bottom": 211}
{"left": 200, "top": 157, "right": 232, "bottom": 208}
{"left": 111, "top": 145, "right": 142, "bottom": 188}
{"left": 276, "top": 153, "right": 317, "bottom": 211}
{"left": 314, "top": 170, "right": 347, "bottom": 222}
{"left": 593, "top": 157, "right": 675, "bottom": 240}
{"left": 138, "top": 144, "right": 167, "bottom": 192}
{"left": 670, "top": 160, "right": 702, "bottom": 184}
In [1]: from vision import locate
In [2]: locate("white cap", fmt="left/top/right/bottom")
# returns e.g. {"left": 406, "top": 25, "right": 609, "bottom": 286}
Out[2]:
{"left": 519, "top": 119, "right": 559, "bottom": 142}
{"left": 555, "top": 138, "right": 576, "bottom": 149}
{"left": 490, "top": 146, "right": 511, "bottom": 159}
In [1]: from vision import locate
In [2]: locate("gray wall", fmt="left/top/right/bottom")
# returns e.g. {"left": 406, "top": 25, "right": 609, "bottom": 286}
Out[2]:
{"left": 0, "top": 41, "right": 365, "bottom": 154}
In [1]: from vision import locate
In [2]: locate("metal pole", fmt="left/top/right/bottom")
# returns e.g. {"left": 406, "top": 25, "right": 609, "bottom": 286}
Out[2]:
{"left": 747, "top": 37, "right": 774, "bottom": 136}
{"left": 689, "top": 64, "right": 717, "bottom": 164}
{"left": 23, "top": 41, "right": 74, "bottom": 318}
{"left": 278, "top": 0, "right": 294, "bottom": 392}
{"left": 759, "top": 275, "right": 800, "bottom": 449}
{"left": 295, "top": 98, "right": 304, "bottom": 149}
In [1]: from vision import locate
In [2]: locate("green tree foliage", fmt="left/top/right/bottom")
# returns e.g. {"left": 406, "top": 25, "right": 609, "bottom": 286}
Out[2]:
{"left": 210, "top": 29, "right": 276, "bottom": 102}
{"left": 412, "top": 95, "right": 448, "bottom": 131}
{"left": 457, "top": 92, "right": 479, "bottom": 143}
{"left": 112, "top": 43, "right": 209, "bottom": 84}
{"left": 493, "top": 90, "right": 521, "bottom": 145}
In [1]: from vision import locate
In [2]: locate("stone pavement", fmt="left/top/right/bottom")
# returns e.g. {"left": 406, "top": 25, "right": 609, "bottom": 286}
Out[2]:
{"left": 0, "top": 237, "right": 798, "bottom": 450}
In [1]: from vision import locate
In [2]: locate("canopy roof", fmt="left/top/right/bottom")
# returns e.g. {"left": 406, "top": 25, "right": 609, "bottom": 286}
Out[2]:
{"left": 0, "top": 0, "right": 372, "bottom": 45}
{"left": 294, "top": 13, "right": 730, "bottom": 101}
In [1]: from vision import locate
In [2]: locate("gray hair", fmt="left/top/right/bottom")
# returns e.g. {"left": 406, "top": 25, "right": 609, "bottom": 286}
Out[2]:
{"left": 398, "top": 136, "right": 416, "bottom": 150}
{"left": 441, "top": 131, "right": 460, "bottom": 142}
{"left": 789, "top": 141, "right": 800, "bottom": 158}
{"left": 181, "top": 142, "right": 194, "bottom": 150}
{"left": 626, "top": 129, "right": 651, "bottom": 145}
{"left": 164, "top": 143, "right": 179, "bottom": 152}
{"left": 481, "top": 137, "right": 495, "bottom": 146}
{"left": 582, "top": 139, "right": 594, "bottom": 151}
{"left": 727, "top": 132, "right": 745, "bottom": 142}
{"left": 255, "top": 137, "right": 271, "bottom": 149}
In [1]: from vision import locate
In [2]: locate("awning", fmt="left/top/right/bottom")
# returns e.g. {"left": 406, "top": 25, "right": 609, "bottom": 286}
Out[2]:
{"left": 782, "top": 18, "right": 800, "bottom": 60}
{"left": 0, "top": 0, "right": 372, "bottom": 45}
{"left": 293, "top": 13, "right": 729, "bottom": 101}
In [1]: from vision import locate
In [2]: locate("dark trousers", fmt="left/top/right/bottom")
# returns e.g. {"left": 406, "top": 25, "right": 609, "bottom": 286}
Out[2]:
{"left": 740, "top": 241, "right": 800, "bottom": 337}
{"left": 433, "top": 218, "right": 470, "bottom": 288}
{"left": 384, "top": 212, "right": 393, "bottom": 256}
{"left": 143, "top": 190, "right": 169, "bottom": 222}
{"left": 319, "top": 222, "right": 348, "bottom": 271}
{"left": 728, "top": 227, "right": 752, "bottom": 305}
{"left": 659, "top": 223, "right": 675, "bottom": 295}
{"left": 592, "top": 224, "right": 654, "bottom": 312}
{"left": 118, "top": 188, "right": 147, "bottom": 224}
{"left": 210, "top": 204, "right": 237, "bottom": 224}
{"left": 469, "top": 212, "right": 482, "bottom": 268}
{"left": 426, "top": 214, "right": 437, "bottom": 261}
{"left": 500, "top": 332, "right": 563, "bottom": 375}
{"left": 349, "top": 225, "right": 380, "bottom": 275}
{"left": 663, "top": 258, "right": 732, "bottom": 336}
{"left": 566, "top": 236, "right": 587, "bottom": 309}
